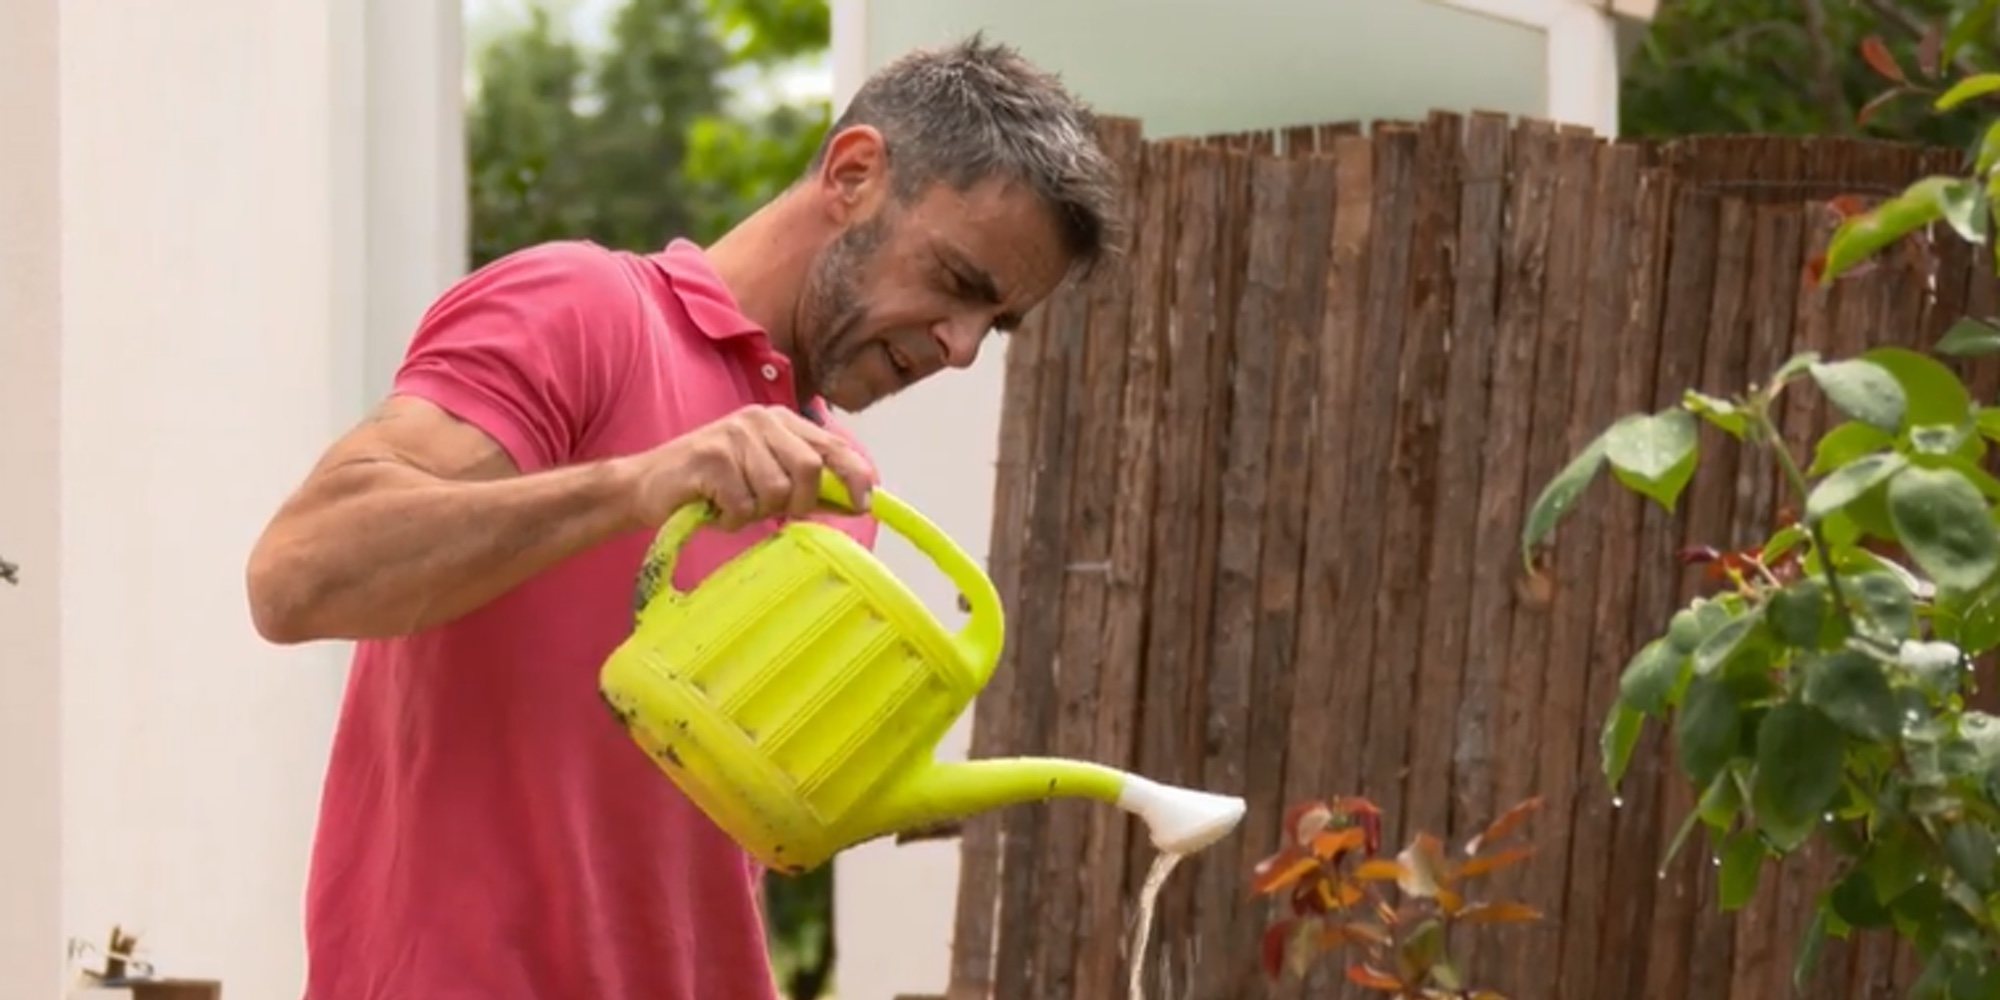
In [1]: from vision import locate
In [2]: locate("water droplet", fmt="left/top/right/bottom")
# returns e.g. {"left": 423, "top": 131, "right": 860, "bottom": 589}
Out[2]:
{"left": 1612, "top": 796, "right": 1624, "bottom": 809}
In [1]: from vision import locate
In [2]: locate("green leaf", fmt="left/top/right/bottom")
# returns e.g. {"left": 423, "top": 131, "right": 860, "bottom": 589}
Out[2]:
{"left": 1618, "top": 638, "right": 1688, "bottom": 717}
{"left": 1910, "top": 424, "right": 1973, "bottom": 457}
{"left": 1810, "top": 359, "right": 1907, "bottom": 431}
{"left": 1696, "top": 767, "right": 1743, "bottom": 831}
{"left": 1807, "top": 452, "right": 1910, "bottom": 522}
{"left": 1980, "top": 122, "right": 2000, "bottom": 178}
{"left": 1603, "top": 701, "right": 1644, "bottom": 790}
{"left": 1936, "top": 73, "right": 2000, "bottom": 110}
{"left": 1864, "top": 827, "right": 1927, "bottom": 906}
{"left": 1604, "top": 410, "right": 1700, "bottom": 511}
{"left": 1822, "top": 179, "right": 1951, "bottom": 283}
{"left": 1864, "top": 347, "right": 1974, "bottom": 429}
{"left": 1752, "top": 703, "right": 1845, "bottom": 851}
{"left": 1521, "top": 436, "right": 1606, "bottom": 565}
{"left": 1769, "top": 579, "right": 1830, "bottom": 648}
{"left": 1941, "top": 719, "right": 2000, "bottom": 781}
{"left": 1718, "top": 830, "right": 1764, "bottom": 911}
{"left": 1693, "top": 609, "right": 1764, "bottom": 677}
{"left": 1811, "top": 421, "right": 1895, "bottom": 476}
{"left": 1979, "top": 408, "right": 2000, "bottom": 444}
{"left": 1801, "top": 649, "right": 1898, "bottom": 742}
{"left": 1943, "top": 823, "right": 1998, "bottom": 894}
{"left": 1939, "top": 316, "right": 2000, "bottom": 358}
{"left": 1683, "top": 390, "right": 1748, "bottom": 439}
{"left": 1947, "top": 1, "right": 1998, "bottom": 65}
{"left": 1937, "top": 179, "right": 1992, "bottom": 244}
{"left": 1773, "top": 350, "right": 1822, "bottom": 385}
{"left": 1831, "top": 868, "right": 1892, "bottom": 928}
{"left": 1763, "top": 524, "right": 1809, "bottom": 564}
{"left": 1849, "top": 570, "right": 1919, "bottom": 643}
{"left": 1793, "top": 905, "right": 1830, "bottom": 992}
{"left": 1901, "top": 639, "right": 1969, "bottom": 701}
{"left": 1677, "top": 675, "right": 1744, "bottom": 788}
{"left": 1888, "top": 465, "right": 2000, "bottom": 593}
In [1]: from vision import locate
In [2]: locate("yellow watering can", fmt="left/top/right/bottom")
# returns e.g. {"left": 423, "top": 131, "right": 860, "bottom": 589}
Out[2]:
{"left": 598, "top": 471, "right": 1245, "bottom": 875}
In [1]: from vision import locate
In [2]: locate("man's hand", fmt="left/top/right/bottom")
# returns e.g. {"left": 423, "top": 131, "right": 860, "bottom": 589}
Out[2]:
{"left": 617, "top": 406, "right": 876, "bottom": 531}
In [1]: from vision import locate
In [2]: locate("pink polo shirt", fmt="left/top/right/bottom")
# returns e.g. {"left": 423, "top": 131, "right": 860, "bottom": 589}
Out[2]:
{"left": 301, "top": 239, "right": 876, "bottom": 1000}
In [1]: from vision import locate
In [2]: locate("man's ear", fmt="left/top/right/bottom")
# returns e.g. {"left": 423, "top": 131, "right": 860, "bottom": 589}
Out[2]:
{"left": 816, "top": 125, "right": 889, "bottom": 224}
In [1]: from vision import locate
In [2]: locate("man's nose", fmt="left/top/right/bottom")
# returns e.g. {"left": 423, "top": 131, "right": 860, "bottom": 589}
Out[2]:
{"left": 932, "top": 318, "right": 986, "bottom": 369}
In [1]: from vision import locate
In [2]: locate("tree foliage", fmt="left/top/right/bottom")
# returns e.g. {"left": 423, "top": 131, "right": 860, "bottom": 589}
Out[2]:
{"left": 1621, "top": 0, "right": 2000, "bottom": 150}
{"left": 464, "top": 0, "right": 831, "bottom": 268}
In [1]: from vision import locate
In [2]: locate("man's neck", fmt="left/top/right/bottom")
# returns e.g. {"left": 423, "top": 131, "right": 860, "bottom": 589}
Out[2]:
{"left": 703, "top": 191, "right": 822, "bottom": 366}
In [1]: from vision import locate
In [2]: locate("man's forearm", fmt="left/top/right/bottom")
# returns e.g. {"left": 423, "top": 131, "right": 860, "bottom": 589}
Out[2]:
{"left": 247, "top": 457, "right": 644, "bottom": 643}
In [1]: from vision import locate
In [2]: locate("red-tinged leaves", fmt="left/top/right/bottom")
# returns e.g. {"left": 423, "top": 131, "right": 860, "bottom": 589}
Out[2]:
{"left": 1459, "top": 901, "right": 1545, "bottom": 925}
{"left": 1439, "top": 887, "right": 1465, "bottom": 916}
{"left": 1460, "top": 846, "right": 1535, "bottom": 880}
{"left": 1356, "top": 859, "right": 1406, "bottom": 882}
{"left": 1339, "top": 920, "right": 1392, "bottom": 947}
{"left": 1346, "top": 962, "right": 1406, "bottom": 992}
{"left": 1464, "top": 796, "right": 1543, "bottom": 855}
{"left": 1829, "top": 194, "right": 1870, "bottom": 220}
{"left": 1261, "top": 920, "right": 1294, "bottom": 979}
{"left": 1254, "top": 852, "right": 1322, "bottom": 895}
{"left": 1858, "top": 88, "right": 1907, "bottom": 129}
{"left": 1397, "top": 833, "right": 1449, "bottom": 898}
{"left": 1331, "top": 796, "right": 1384, "bottom": 853}
{"left": 1921, "top": 22, "right": 1944, "bottom": 77}
{"left": 1862, "top": 35, "right": 1906, "bottom": 83}
{"left": 1807, "top": 254, "right": 1828, "bottom": 284}
{"left": 1285, "top": 800, "right": 1334, "bottom": 845}
{"left": 1313, "top": 826, "right": 1367, "bottom": 860}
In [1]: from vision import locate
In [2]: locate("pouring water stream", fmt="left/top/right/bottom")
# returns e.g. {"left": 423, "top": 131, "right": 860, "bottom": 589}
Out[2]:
{"left": 1114, "top": 776, "right": 1245, "bottom": 1000}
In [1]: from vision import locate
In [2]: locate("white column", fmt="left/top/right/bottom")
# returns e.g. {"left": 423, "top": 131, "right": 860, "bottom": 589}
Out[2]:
{"left": 43, "top": 2, "right": 464, "bottom": 997}
{"left": 0, "top": 0, "right": 64, "bottom": 993}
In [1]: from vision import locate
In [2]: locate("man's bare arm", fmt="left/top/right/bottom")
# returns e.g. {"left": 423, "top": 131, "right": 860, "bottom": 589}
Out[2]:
{"left": 244, "top": 396, "right": 643, "bottom": 642}
{"left": 244, "top": 396, "right": 875, "bottom": 644}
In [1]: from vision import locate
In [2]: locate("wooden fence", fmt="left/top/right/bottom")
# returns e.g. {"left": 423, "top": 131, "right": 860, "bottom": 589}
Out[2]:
{"left": 936, "top": 111, "right": 2000, "bottom": 1000}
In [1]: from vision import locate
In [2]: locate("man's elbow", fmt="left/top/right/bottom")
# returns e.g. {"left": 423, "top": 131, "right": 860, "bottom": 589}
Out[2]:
{"left": 245, "top": 543, "right": 319, "bottom": 645}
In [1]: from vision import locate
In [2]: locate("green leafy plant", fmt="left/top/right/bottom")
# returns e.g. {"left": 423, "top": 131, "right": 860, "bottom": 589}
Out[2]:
{"left": 1251, "top": 795, "right": 1545, "bottom": 998}
{"left": 1527, "top": 11, "right": 2000, "bottom": 993}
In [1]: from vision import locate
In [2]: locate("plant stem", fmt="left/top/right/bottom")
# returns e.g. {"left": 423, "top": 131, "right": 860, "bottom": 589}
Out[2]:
{"left": 1758, "top": 413, "right": 1861, "bottom": 635}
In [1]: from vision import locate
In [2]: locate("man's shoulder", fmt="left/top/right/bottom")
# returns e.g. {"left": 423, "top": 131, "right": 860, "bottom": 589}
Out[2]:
{"left": 466, "top": 239, "right": 654, "bottom": 304}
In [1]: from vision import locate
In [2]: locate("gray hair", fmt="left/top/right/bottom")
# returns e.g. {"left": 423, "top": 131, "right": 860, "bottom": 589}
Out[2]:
{"left": 812, "top": 33, "right": 1124, "bottom": 273}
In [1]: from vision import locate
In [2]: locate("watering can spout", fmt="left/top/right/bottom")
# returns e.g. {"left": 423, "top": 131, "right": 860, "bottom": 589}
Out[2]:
{"left": 862, "top": 758, "right": 1248, "bottom": 855}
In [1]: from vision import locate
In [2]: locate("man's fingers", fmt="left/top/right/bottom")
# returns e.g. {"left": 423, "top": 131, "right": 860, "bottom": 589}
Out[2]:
{"left": 771, "top": 434, "right": 825, "bottom": 518}
{"left": 818, "top": 442, "right": 875, "bottom": 513}
{"left": 737, "top": 437, "right": 793, "bottom": 523}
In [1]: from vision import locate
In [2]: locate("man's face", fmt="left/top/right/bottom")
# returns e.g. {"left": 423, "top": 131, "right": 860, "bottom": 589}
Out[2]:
{"left": 793, "top": 171, "right": 1074, "bottom": 413}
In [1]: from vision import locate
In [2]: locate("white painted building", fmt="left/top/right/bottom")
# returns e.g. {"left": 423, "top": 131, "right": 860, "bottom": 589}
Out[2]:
{"left": 0, "top": 0, "right": 1650, "bottom": 997}
{"left": 2, "top": 1, "right": 464, "bottom": 997}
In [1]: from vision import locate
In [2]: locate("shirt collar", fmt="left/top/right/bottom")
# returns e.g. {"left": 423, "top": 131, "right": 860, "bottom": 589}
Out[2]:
{"left": 650, "top": 238, "right": 767, "bottom": 342}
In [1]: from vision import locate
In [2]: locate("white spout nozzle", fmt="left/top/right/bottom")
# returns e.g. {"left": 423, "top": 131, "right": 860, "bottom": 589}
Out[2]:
{"left": 1117, "top": 775, "right": 1247, "bottom": 854}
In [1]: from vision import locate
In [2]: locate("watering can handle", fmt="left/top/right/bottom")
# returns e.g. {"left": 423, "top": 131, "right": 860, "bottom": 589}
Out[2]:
{"left": 642, "top": 470, "right": 1007, "bottom": 682}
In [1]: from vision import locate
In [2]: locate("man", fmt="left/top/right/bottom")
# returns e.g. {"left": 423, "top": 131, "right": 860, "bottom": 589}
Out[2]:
{"left": 245, "top": 33, "right": 1121, "bottom": 1000}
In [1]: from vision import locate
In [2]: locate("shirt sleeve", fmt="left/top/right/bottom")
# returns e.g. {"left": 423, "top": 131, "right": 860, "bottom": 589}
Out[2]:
{"left": 390, "top": 240, "right": 643, "bottom": 475}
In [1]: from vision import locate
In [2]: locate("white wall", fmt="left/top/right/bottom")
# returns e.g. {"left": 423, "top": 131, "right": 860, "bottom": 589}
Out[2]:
{"left": 0, "top": 0, "right": 65, "bottom": 996}
{"left": 0, "top": 3, "right": 464, "bottom": 996}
